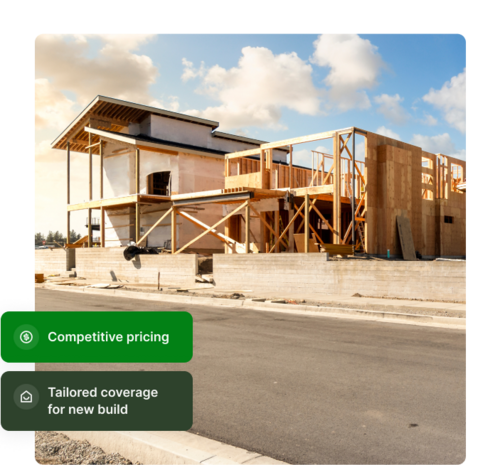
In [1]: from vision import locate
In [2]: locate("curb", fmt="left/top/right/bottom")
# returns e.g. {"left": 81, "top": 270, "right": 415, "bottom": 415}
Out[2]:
{"left": 42, "top": 284, "right": 465, "bottom": 329}
{"left": 59, "top": 430, "right": 286, "bottom": 465}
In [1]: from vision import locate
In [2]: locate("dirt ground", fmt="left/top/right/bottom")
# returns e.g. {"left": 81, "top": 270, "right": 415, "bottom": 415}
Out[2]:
{"left": 35, "top": 431, "right": 141, "bottom": 465}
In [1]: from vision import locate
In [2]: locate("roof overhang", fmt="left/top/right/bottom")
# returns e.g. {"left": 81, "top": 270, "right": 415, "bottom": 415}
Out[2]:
{"left": 51, "top": 95, "right": 219, "bottom": 153}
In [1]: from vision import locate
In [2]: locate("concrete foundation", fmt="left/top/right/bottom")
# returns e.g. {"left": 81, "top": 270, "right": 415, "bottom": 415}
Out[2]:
{"left": 35, "top": 249, "right": 75, "bottom": 274}
{"left": 213, "top": 254, "right": 465, "bottom": 302}
{"left": 75, "top": 248, "right": 198, "bottom": 286}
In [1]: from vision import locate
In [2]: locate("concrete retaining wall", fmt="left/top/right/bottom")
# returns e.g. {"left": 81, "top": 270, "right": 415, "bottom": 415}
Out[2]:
{"left": 213, "top": 254, "right": 466, "bottom": 302}
{"left": 35, "top": 249, "right": 75, "bottom": 273}
{"left": 75, "top": 248, "right": 198, "bottom": 286}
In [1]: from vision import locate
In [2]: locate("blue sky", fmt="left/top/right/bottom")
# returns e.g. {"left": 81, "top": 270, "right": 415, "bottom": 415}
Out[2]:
{"left": 35, "top": 34, "right": 465, "bottom": 234}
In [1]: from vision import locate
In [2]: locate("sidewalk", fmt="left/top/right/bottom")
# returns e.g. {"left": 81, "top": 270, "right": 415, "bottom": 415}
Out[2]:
{"left": 38, "top": 276, "right": 465, "bottom": 329}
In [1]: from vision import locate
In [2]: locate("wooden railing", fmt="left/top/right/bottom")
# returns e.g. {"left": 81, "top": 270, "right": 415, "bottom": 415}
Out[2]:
{"left": 225, "top": 152, "right": 365, "bottom": 199}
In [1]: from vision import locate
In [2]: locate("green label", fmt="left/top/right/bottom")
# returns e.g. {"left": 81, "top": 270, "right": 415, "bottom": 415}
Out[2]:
{"left": 1, "top": 311, "right": 192, "bottom": 363}
{"left": 1, "top": 371, "right": 192, "bottom": 431}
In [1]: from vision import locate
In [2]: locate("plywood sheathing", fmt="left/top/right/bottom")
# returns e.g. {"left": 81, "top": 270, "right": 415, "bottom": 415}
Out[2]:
{"left": 364, "top": 132, "right": 465, "bottom": 257}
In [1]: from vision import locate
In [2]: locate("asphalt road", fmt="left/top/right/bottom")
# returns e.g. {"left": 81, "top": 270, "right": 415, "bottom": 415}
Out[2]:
{"left": 35, "top": 288, "right": 465, "bottom": 464}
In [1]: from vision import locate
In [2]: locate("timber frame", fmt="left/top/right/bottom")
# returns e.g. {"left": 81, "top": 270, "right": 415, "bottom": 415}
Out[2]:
{"left": 135, "top": 125, "right": 465, "bottom": 257}
{"left": 58, "top": 110, "right": 465, "bottom": 257}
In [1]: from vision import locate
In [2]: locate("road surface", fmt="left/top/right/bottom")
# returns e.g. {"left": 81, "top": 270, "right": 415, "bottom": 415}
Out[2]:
{"left": 35, "top": 288, "right": 465, "bottom": 464}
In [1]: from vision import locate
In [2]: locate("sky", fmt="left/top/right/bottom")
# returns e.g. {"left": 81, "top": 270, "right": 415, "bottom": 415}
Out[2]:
{"left": 35, "top": 34, "right": 466, "bottom": 236}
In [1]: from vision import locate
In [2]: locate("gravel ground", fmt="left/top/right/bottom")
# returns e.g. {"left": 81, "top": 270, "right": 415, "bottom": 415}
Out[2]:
{"left": 35, "top": 431, "right": 141, "bottom": 465}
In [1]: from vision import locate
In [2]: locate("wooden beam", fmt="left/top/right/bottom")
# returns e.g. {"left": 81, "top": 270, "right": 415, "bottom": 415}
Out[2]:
{"left": 100, "top": 207, "right": 105, "bottom": 247}
{"left": 135, "top": 203, "right": 140, "bottom": 244}
{"left": 304, "top": 194, "right": 310, "bottom": 252}
{"left": 289, "top": 145, "right": 293, "bottom": 188}
{"left": 333, "top": 134, "right": 341, "bottom": 244}
{"left": 245, "top": 201, "right": 250, "bottom": 254}
{"left": 88, "top": 208, "right": 92, "bottom": 248}
{"left": 100, "top": 140, "right": 104, "bottom": 199}
{"left": 274, "top": 210, "right": 280, "bottom": 253}
{"left": 294, "top": 209, "right": 324, "bottom": 245}
{"left": 249, "top": 205, "right": 285, "bottom": 250}
{"left": 136, "top": 207, "right": 173, "bottom": 246}
{"left": 171, "top": 208, "right": 177, "bottom": 252}
{"left": 66, "top": 141, "right": 70, "bottom": 245}
{"left": 89, "top": 132, "right": 93, "bottom": 201}
{"left": 175, "top": 202, "right": 248, "bottom": 254}
{"left": 269, "top": 200, "right": 306, "bottom": 253}
{"left": 261, "top": 130, "right": 337, "bottom": 151}
{"left": 290, "top": 184, "right": 334, "bottom": 197}
{"left": 135, "top": 148, "right": 140, "bottom": 194}
{"left": 311, "top": 203, "right": 334, "bottom": 234}
{"left": 85, "top": 142, "right": 102, "bottom": 150}
{"left": 226, "top": 148, "right": 262, "bottom": 160}
{"left": 178, "top": 210, "right": 232, "bottom": 245}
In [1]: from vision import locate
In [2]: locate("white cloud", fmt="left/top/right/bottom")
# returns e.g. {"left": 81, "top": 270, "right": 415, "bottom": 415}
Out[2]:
{"left": 35, "top": 34, "right": 163, "bottom": 131}
{"left": 292, "top": 145, "right": 332, "bottom": 168}
{"left": 374, "top": 94, "right": 409, "bottom": 124}
{"left": 181, "top": 58, "right": 206, "bottom": 82}
{"left": 35, "top": 79, "right": 77, "bottom": 130}
{"left": 423, "top": 69, "right": 466, "bottom": 133}
{"left": 311, "top": 34, "right": 386, "bottom": 111}
{"left": 421, "top": 113, "right": 438, "bottom": 126}
{"left": 411, "top": 133, "right": 465, "bottom": 159}
{"left": 184, "top": 46, "right": 321, "bottom": 130}
{"left": 376, "top": 126, "right": 401, "bottom": 141}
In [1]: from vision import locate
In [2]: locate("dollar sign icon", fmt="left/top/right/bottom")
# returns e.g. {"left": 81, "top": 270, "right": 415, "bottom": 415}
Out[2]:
{"left": 20, "top": 331, "right": 33, "bottom": 344}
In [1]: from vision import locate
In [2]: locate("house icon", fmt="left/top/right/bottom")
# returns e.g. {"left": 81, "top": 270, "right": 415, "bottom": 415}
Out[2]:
{"left": 20, "top": 390, "right": 32, "bottom": 403}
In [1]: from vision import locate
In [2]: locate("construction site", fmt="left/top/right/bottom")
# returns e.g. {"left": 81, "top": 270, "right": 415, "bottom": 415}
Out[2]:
{"left": 35, "top": 95, "right": 466, "bottom": 302}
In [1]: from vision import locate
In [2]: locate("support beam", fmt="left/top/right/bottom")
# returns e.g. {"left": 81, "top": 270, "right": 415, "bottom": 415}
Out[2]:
{"left": 245, "top": 201, "right": 250, "bottom": 254}
{"left": 269, "top": 200, "right": 305, "bottom": 253}
{"left": 100, "top": 140, "right": 104, "bottom": 199}
{"left": 100, "top": 207, "right": 105, "bottom": 247}
{"left": 333, "top": 134, "right": 341, "bottom": 244}
{"left": 135, "top": 203, "right": 141, "bottom": 244}
{"left": 178, "top": 210, "right": 235, "bottom": 245}
{"left": 289, "top": 146, "right": 293, "bottom": 188}
{"left": 66, "top": 142, "right": 70, "bottom": 244}
{"left": 249, "top": 205, "right": 285, "bottom": 250}
{"left": 171, "top": 208, "right": 177, "bottom": 253}
{"left": 88, "top": 208, "right": 92, "bottom": 248}
{"left": 175, "top": 201, "right": 248, "bottom": 254}
{"left": 135, "top": 148, "right": 140, "bottom": 194}
{"left": 304, "top": 194, "right": 310, "bottom": 253}
{"left": 274, "top": 210, "right": 280, "bottom": 253}
{"left": 89, "top": 132, "right": 93, "bottom": 201}
{"left": 352, "top": 132, "right": 356, "bottom": 248}
{"left": 136, "top": 208, "right": 173, "bottom": 246}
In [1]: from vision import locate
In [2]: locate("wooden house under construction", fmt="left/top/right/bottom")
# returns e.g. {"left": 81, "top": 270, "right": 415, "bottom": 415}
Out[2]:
{"left": 52, "top": 96, "right": 466, "bottom": 259}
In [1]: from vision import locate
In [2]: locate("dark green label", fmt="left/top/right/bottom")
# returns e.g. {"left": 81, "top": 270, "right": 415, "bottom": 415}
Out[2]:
{"left": 1, "top": 312, "right": 192, "bottom": 363}
{"left": 1, "top": 371, "right": 192, "bottom": 431}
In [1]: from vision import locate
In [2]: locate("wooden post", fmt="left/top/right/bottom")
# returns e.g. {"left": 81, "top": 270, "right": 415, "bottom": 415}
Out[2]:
{"left": 274, "top": 210, "right": 280, "bottom": 253}
{"left": 135, "top": 149, "right": 140, "bottom": 194}
{"left": 245, "top": 201, "right": 250, "bottom": 254}
{"left": 289, "top": 145, "right": 293, "bottom": 188}
{"left": 135, "top": 203, "right": 141, "bottom": 244}
{"left": 100, "top": 207, "right": 105, "bottom": 247}
{"left": 100, "top": 140, "right": 104, "bottom": 199}
{"left": 171, "top": 207, "right": 177, "bottom": 253}
{"left": 88, "top": 208, "right": 92, "bottom": 248}
{"left": 333, "top": 133, "right": 341, "bottom": 244}
{"left": 89, "top": 132, "right": 93, "bottom": 201}
{"left": 67, "top": 142, "right": 70, "bottom": 244}
{"left": 304, "top": 194, "right": 310, "bottom": 253}
{"left": 260, "top": 149, "right": 265, "bottom": 189}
